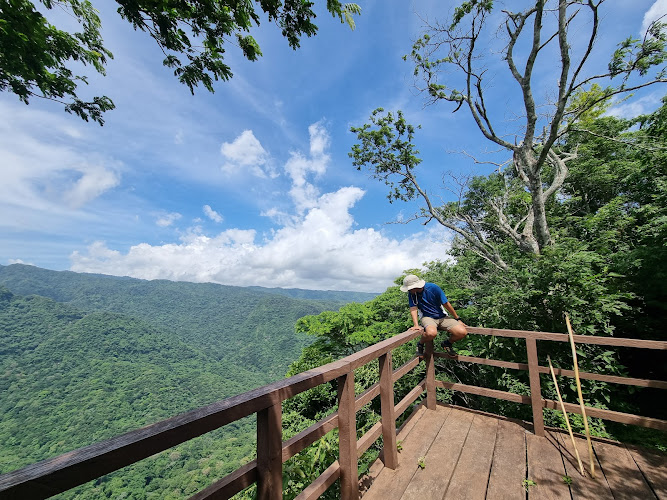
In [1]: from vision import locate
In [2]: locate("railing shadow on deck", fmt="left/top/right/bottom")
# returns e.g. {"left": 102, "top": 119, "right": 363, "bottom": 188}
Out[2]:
{"left": 0, "top": 327, "right": 665, "bottom": 500}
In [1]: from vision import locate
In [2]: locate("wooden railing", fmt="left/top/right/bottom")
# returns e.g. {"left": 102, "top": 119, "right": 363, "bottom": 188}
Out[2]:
{"left": 0, "top": 327, "right": 665, "bottom": 500}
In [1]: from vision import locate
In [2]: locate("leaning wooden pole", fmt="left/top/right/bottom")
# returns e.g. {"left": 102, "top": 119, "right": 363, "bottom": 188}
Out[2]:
{"left": 566, "top": 314, "right": 596, "bottom": 478}
{"left": 548, "top": 355, "right": 585, "bottom": 476}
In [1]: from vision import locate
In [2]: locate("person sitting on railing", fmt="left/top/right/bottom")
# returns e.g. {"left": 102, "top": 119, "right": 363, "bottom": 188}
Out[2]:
{"left": 400, "top": 274, "right": 468, "bottom": 357}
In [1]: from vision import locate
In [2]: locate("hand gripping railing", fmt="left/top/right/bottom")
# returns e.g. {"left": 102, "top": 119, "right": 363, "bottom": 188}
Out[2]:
{"left": 0, "top": 327, "right": 665, "bottom": 500}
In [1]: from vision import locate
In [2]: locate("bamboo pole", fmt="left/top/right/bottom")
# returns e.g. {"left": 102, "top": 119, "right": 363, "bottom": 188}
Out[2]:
{"left": 566, "top": 314, "right": 596, "bottom": 478}
{"left": 547, "top": 355, "right": 585, "bottom": 476}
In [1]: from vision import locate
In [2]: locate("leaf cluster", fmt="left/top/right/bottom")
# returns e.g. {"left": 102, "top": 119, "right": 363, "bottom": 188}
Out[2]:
{"left": 1, "top": 0, "right": 360, "bottom": 123}
{"left": 0, "top": 0, "right": 115, "bottom": 123}
{"left": 350, "top": 108, "right": 422, "bottom": 203}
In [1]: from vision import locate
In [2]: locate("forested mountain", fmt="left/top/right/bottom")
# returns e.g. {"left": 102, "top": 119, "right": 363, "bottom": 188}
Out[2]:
{"left": 0, "top": 287, "right": 264, "bottom": 469}
{"left": 0, "top": 265, "right": 372, "bottom": 497}
{"left": 0, "top": 286, "right": 262, "bottom": 497}
{"left": 0, "top": 264, "right": 372, "bottom": 379}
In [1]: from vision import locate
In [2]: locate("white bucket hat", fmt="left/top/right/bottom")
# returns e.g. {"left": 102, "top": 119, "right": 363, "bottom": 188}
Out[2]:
{"left": 400, "top": 274, "right": 426, "bottom": 292}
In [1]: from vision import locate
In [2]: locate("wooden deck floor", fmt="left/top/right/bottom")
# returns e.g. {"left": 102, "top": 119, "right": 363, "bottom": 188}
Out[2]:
{"left": 361, "top": 404, "right": 666, "bottom": 500}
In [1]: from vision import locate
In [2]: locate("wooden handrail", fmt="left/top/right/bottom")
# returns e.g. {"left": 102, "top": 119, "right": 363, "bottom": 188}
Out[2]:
{"left": 434, "top": 327, "right": 667, "bottom": 436}
{"left": 0, "top": 327, "right": 664, "bottom": 500}
{"left": 467, "top": 326, "right": 667, "bottom": 349}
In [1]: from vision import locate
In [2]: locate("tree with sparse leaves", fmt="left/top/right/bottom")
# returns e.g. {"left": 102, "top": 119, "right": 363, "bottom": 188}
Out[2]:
{"left": 0, "top": 0, "right": 360, "bottom": 124}
{"left": 350, "top": 0, "right": 666, "bottom": 269}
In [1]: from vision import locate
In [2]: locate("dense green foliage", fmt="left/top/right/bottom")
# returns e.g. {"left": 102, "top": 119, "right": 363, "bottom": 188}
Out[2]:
{"left": 0, "top": 266, "right": 370, "bottom": 498}
{"left": 0, "top": 285, "right": 258, "bottom": 497}
{"left": 0, "top": 0, "right": 360, "bottom": 124}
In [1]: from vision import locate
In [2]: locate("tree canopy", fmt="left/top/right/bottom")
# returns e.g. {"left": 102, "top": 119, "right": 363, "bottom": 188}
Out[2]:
{"left": 0, "top": 0, "right": 360, "bottom": 124}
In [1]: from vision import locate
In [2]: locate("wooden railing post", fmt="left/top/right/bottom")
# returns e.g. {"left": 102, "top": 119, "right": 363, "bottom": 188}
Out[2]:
{"left": 257, "top": 401, "right": 283, "bottom": 499}
{"left": 425, "top": 340, "right": 436, "bottom": 410}
{"left": 526, "top": 337, "right": 545, "bottom": 436}
{"left": 378, "top": 352, "right": 398, "bottom": 469}
{"left": 337, "top": 371, "right": 359, "bottom": 500}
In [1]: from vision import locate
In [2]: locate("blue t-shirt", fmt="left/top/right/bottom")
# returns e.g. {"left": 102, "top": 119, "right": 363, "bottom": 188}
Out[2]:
{"left": 408, "top": 282, "right": 448, "bottom": 319}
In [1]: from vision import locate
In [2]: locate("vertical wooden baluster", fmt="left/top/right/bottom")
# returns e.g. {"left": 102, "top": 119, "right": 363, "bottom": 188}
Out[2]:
{"left": 526, "top": 337, "right": 545, "bottom": 436}
{"left": 338, "top": 371, "right": 359, "bottom": 500}
{"left": 425, "top": 340, "right": 436, "bottom": 410}
{"left": 257, "top": 401, "right": 283, "bottom": 499}
{"left": 379, "top": 352, "right": 398, "bottom": 469}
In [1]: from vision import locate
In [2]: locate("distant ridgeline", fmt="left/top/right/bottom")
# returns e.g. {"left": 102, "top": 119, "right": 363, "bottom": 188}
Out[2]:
{"left": 0, "top": 264, "right": 376, "bottom": 497}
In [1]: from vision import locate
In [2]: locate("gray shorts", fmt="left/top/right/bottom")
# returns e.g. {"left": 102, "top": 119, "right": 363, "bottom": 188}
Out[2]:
{"left": 421, "top": 316, "right": 459, "bottom": 331}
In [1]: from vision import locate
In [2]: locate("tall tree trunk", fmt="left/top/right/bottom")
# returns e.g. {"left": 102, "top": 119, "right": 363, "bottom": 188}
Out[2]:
{"left": 527, "top": 172, "right": 552, "bottom": 251}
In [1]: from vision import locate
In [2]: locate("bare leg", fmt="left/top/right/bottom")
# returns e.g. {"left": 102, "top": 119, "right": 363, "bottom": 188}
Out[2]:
{"left": 421, "top": 324, "right": 438, "bottom": 343}
{"left": 446, "top": 322, "right": 468, "bottom": 343}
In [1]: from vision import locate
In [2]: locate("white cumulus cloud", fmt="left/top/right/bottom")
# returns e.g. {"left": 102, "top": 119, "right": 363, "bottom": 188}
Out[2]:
{"left": 155, "top": 212, "right": 182, "bottom": 227}
{"left": 220, "top": 129, "right": 275, "bottom": 178}
{"left": 64, "top": 165, "right": 121, "bottom": 208}
{"left": 284, "top": 120, "right": 331, "bottom": 214}
{"left": 70, "top": 185, "right": 449, "bottom": 292}
{"left": 69, "top": 122, "right": 452, "bottom": 292}
{"left": 203, "top": 204, "right": 223, "bottom": 223}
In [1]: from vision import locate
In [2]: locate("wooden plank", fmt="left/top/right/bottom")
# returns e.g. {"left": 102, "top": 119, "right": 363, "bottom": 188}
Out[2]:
{"left": 550, "top": 432, "right": 613, "bottom": 500}
{"left": 436, "top": 380, "right": 531, "bottom": 405}
{"left": 281, "top": 412, "right": 338, "bottom": 462}
{"left": 396, "top": 403, "right": 427, "bottom": 439}
{"left": 392, "top": 357, "right": 421, "bottom": 383}
{"left": 542, "top": 399, "right": 667, "bottom": 431}
{"left": 257, "top": 403, "right": 283, "bottom": 499}
{"left": 526, "top": 431, "right": 570, "bottom": 499}
{"left": 189, "top": 460, "right": 257, "bottom": 500}
{"left": 486, "top": 419, "right": 527, "bottom": 500}
{"left": 435, "top": 353, "right": 529, "bottom": 371}
{"left": 379, "top": 352, "right": 398, "bottom": 469}
{"left": 357, "top": 422, "right": 383, "bottom": 458}
{"left": 443, "top": 413, "right": 498, "bottom": 500}
{"left": 345, "top": 329, "right": 423, "bottom": 371}
{"left": 362, "top": 406, "right": 451, "bottom": 500}
{"left": 467, "top": 327, "right": 667, "bottom": 349}
{"left": 424, "top": 341, "right": 436, "bottom": 410}
{"left": 526, "top": 338, "right": 545, "bottom": 436}
{"left": 625, "top": 444, "right": 667, "bottom": 499}
{"left": 537, "top": 366, "right": 667, "bottom": 390}
{"left": 435, "top": 354, "right": 667, "bottom": 390}
{"left": 294, "top": 461, "right": 340, "bottom": 500}
{"left": 400, "top": 408, "right": 475, "bottom": 500}
{"left": 355, "top": 357, "right": 421, "bottom": 413}
{"left": 284, "top": 357, "right": 422, "bottom": 464}
{"left": 338, "top": 372, "right": 359, "bottom": 500}
{"left": 355, "top": 384, "right": 381, "bottom": 411}
{"left": 594, "top": 440, "right": 656, "bottom": 500}
{"left": 395, "top": 382, "right": 425, "bottom": 417}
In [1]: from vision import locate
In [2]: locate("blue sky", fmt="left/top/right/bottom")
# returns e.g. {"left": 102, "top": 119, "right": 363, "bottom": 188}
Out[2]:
{"left": 1, "top": 1, "right": 666, "bottom": 292}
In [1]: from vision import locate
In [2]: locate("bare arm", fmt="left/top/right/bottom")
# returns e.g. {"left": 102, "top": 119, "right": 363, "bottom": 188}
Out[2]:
{"left": 409, "top": 306, "right": 421, "bottom": 329}
{"left": 443, "top": 302, "right": 461, "bottom": 321}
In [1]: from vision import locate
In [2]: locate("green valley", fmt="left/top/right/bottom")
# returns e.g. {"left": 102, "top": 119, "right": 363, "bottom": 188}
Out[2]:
{"left": 0, "top": 266, "right": 375, "bottom": 498}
